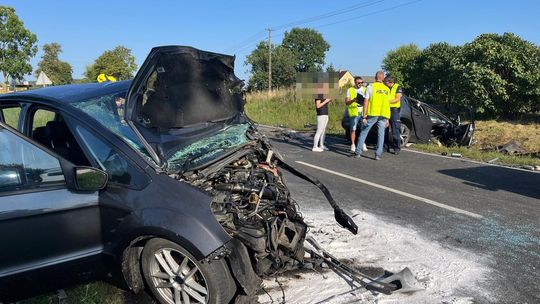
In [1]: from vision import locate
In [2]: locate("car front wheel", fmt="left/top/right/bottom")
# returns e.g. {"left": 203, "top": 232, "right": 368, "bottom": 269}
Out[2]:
{"left": 400, "top": 123, "right": 410, "bottom": 147}
{"left": 141, "top": 238, "right": 235, "bottom": 304}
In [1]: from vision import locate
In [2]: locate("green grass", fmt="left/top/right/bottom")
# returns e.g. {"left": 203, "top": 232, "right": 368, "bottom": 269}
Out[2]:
{"left": 21, "top": 282, "right": 124, "bottom": 304}
{"left": 245, "top": 89, "right": 346, "bottom": 136}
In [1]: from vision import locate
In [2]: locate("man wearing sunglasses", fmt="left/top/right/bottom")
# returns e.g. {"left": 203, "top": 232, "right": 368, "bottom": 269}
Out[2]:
{"left": 345, "top": 76, "right": 368, "bottom": 153}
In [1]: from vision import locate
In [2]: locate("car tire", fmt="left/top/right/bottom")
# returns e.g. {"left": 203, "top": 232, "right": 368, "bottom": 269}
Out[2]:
{"left": 141, "top": 238, "right": 236, "bottom": 304}
{"left": 400, "top": 123, "right": 410, "bottom": 147}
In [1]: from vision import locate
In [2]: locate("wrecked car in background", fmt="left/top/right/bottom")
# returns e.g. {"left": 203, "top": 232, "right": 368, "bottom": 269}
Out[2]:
{"left": 342, "top": 95, "right": 475, "bottom": 147}
{"left": 0, "top": 46, "right": 367, "bottom": 303}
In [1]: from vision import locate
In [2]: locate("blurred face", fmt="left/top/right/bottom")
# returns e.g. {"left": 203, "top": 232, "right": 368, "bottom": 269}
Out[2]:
{"left": 385, "top": 80, "right": 395, "bottom": 87}
{"left": 355, "top": 79, "right": 363, "bottom": 88}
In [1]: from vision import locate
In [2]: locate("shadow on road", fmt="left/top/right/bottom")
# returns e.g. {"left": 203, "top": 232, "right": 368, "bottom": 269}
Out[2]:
{"left": 438, "top": 166, "right": 540, "bottom": 200}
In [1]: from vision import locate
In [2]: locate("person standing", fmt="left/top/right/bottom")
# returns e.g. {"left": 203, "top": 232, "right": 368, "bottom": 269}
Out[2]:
{"left": 345, "top": 77, "right": 368, "bottom": 152}
{"left": 384, "top": 76, "right": 403, "bottom": 155}
{"left": 312, "top": 93, "right": 332, "bottom": 152}
{"left": 355, "top": 71, "right": 390, "bottom": 160}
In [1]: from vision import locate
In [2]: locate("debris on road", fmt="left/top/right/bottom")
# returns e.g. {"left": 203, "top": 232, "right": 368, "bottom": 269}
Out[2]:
{"left": 451, "top": 152, "right": 463, "bottom": 158}
{"left": 260, "top": 209, "right": 493, "bottom": 303}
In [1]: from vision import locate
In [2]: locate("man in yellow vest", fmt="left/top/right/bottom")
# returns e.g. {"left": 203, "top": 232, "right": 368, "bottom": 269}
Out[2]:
{"left": 344, "top": 76, "right": 368, "bottom": 153}
{"left": 355, "top": 71, "right": 390, "bottom": 160}
{"left": 384, "top": 76, "right": 403, "bottom": 155}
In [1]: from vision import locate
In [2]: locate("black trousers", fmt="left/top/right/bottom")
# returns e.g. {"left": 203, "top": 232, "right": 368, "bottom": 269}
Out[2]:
{"left": 389, "top": 107, "right": 401, "bottom": 150}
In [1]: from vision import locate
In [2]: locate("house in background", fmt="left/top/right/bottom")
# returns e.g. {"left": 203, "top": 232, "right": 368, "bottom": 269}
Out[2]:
{"left": 338, "top": 70, "right": 354, "bottom": 88}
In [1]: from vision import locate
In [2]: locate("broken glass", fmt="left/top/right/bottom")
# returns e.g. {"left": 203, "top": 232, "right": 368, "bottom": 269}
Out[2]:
{"left": 167, "top": 124, "right": 250, "bottom": 172}
{"left": 70, "top": 92, "right": 155, "bottom": 164}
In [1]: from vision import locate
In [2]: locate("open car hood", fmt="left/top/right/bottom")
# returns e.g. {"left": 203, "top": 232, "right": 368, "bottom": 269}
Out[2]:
{"left": 124, "top": 46, "right": 245, "bottom": 166}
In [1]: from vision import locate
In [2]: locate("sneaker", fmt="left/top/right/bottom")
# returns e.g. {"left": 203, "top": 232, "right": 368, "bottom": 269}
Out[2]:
{"left": 354, "top": 154, "right": 362, "bottom": 159}
{"left": 375, "top": 155, "right": 381, "bottom": 160}
{"left": 312, "top": 147, "right": 324, "bottom": 152}
{"left": 362, "top": 143, "right": 368, "bottom": 152}
{"left": 394, "top": 149, "right": 400, "bottom": 155}
{"left": 350, "top": 144, "right": 356, "bottom": 152}
{"left": 322, "top": 146, "right": 329, "bottom": 151}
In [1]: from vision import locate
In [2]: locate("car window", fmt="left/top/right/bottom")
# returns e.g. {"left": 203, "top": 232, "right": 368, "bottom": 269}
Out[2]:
{"left": 32, "top": 109, "right": 56, "bottom": 130}
{"left": 0, "top": 126, "right": 65, "bottom": 194}
{"left": 70, "top": 91, "right": 155, "bottom": 165}
{"left": 1, "top": 106, "right": 21, "bottom": 129}
{"left": 76, "top": 125, "right": 149, "bottom": 189}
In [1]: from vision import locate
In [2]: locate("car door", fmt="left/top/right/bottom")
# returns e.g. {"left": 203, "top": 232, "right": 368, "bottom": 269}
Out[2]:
{"left": 0, "top": 122, "right": 104, "bottom": 297}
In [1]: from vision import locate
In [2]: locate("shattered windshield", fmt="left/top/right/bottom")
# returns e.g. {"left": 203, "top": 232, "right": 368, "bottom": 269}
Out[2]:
{"left": 70, "top": 91, "right": 155, "bottom": 164}
{"left": 167, "top": 124, "right": 250, "bottom": 172}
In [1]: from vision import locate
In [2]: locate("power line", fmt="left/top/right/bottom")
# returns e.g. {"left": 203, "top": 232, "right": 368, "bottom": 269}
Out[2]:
{"left": 272, "top": 0, "right": 386, "bottom": 31}
{"left": 313, "top": 0, "right": 423, "bottom": 29}
{"left": 228, "top": 0, "right": 386, "bottom": 53}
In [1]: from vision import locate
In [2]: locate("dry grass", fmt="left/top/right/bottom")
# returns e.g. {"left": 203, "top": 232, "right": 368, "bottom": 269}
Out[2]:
{"left": 473, "top": 120, "right": 540, "bottom": 151}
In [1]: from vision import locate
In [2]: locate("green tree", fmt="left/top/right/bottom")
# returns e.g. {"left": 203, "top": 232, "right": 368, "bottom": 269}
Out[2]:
{"left": 451, "top": 33, "right": 540, "bottom": 116}
{"left": 326, "top": 63, "right": 336, "bottom": 73}
{"left": 85, "top": 45, "right": 137, "bottom": 82}
{"left": 381, "top": 43, "right": 421, "bottom": 89}
{"left": 35, "top": 42, "right": 73, "bottom": 85}
{"left": 0, "top": 6, "right": 38, "bottom": 91}
{"left": 408, "top": 42, "right": 461, "bottom": 103}
{"left": 245, "top": 41, "right": 296, "bottom": 91}
{"left": 282, "top": 27, "right": 330, "bottom": 72}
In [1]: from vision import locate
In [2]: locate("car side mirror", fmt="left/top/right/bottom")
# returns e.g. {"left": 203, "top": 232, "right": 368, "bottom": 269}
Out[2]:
{"left": 74, "top": 167, "right": 108, "bottom": 191}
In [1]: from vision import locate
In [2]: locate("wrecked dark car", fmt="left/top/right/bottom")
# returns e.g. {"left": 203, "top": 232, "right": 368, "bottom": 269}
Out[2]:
{"left": 341, "top": 95, "right": 475, "bottom": 147}
{"left": 0, "top": 46, "right": 363, "bottom": 303}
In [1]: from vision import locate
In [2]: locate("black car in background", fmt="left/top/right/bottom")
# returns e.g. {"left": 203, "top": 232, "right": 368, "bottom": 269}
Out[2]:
{"left": 341, "top": 95, "right": 475, "bottom": 147}
{"left": 0, "top": 46, "right": 355, "bottom": 303}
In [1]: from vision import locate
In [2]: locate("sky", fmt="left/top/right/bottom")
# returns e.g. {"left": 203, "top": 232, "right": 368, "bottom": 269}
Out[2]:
{"left": 3, "top": 0, "right": 540, "bottom": 83}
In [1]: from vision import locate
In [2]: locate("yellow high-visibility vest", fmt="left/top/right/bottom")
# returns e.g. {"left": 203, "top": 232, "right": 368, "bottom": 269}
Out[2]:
{"left": 347, "top": 87, "right": 364, "bottom": 117}
{"left": 347, "top": 87, "right": 358, "bottom": 117}
{"left": 389, "top": 83, "right": 401, "bottom": 108}
{"left": 367, "top": 82, "right": 390, "bottom": 119}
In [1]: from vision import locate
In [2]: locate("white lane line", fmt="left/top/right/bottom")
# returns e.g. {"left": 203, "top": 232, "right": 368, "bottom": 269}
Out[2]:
{"left": 403, "top": 148, "right": 539, "bottom": 174}
{"left": 296, "top": 161, "right": 483, "bottom": 219}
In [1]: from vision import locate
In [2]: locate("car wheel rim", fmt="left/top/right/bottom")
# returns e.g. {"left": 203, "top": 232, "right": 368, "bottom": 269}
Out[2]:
{"left": 400, "top": 125, "right": 409, "bottom": 146}
{"left": 149, "top": 248, "right": 209, "bottom": 304}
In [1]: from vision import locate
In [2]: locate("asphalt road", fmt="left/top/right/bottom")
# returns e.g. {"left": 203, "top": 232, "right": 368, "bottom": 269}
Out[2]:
{"left": 264, "top": 128, "right": 540, "bottom": 303}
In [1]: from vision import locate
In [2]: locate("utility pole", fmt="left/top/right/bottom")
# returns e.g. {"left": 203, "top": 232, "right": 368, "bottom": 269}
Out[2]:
{"left": 266, "top": 28, "right": 272, "bottom": 94}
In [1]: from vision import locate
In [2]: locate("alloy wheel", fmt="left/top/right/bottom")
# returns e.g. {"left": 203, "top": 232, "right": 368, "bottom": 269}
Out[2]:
{"left": 148, "top": 247, "right": 209, "bottom": 304}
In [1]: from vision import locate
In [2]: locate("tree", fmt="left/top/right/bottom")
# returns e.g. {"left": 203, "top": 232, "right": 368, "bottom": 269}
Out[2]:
{"left": 326, "top": 63, "right": 336, "bottom": 73}
{"left": 85, "top": 46, "right": 137, "bottom": 82}
{"left": 451, "top": 33, "right": 540, "bottom": 116}
{"left": 407, "top": 42, "right": 461, "bottom": 103}
{"left": 35, "top": 42, "right": 73, "bottom": 85}
{"left": 0, "top": 6, "right": 38, "bottom": 92}
{"left": 245, "top": 41, "right": 296, "bottom": 91}
{"left": 282, "top": 28, "right": 330, "bottom": 72}
{"left": 381, "top": 43, "right": 421, "bottom": 89}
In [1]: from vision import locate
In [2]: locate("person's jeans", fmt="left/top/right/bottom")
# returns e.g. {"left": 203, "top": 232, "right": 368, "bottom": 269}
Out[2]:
{"left": 389, "top": 108, "right": 401, "bottom": 150}
{"left": 356, "top": 116, "right": 387, "bottom": 157}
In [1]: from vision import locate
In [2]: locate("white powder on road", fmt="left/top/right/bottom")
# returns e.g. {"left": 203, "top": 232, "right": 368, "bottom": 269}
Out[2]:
{"left": 259, "top": 209, "right": 493, "bottom": 303}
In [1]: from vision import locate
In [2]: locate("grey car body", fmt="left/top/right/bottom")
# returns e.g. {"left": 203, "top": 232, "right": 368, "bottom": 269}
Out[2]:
{"left": 0, "top": 46, "right": 354, "bottom": 303}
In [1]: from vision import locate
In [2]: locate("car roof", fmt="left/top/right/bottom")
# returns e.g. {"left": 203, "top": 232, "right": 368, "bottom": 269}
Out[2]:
{"left": 0, "top": 80, "right": 131, "bottom": 103}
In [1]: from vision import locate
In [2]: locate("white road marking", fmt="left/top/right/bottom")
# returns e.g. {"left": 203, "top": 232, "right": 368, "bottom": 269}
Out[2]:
{"left": 402, "top": 148, "right": 539, "bottom": 174}
{"left": 295, "top": 161, "right": 484, "bottom": 219}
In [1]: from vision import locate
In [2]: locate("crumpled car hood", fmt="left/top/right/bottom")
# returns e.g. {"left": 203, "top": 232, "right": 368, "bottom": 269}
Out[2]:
{"left": 126, "top": 46, "right": 244, "bottom": 129}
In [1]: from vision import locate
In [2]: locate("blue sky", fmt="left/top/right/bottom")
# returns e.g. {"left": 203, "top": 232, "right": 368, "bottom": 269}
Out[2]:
{"left": 4, "top": 0, "right": 540, "bottom": 82}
